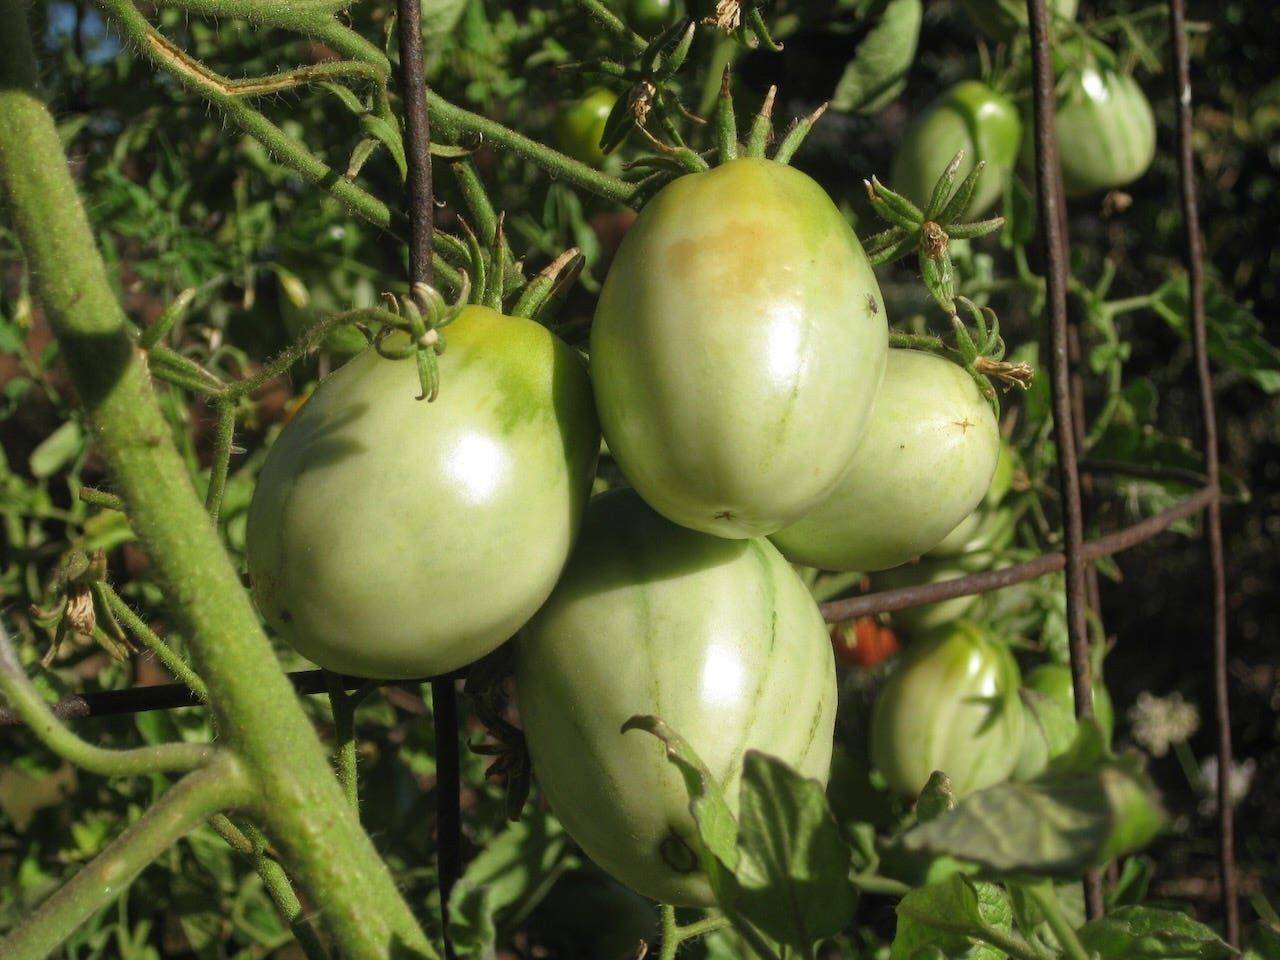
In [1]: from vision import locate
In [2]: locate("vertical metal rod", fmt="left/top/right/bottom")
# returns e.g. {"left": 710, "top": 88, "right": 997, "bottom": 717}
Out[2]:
{"left": 396, "top": 0, "right": 458, "bottom": 954}
{"left": 399, "top": 0, "right": 436, "bottom": 290}
{"left": 1024, "top": 0, "right": 1104, "bottom": 920}
{"left": 1166, "top": 0, "right": 1238, "bottom": 946}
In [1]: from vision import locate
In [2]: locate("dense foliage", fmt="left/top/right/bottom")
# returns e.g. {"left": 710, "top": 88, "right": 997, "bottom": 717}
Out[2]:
{"left": 2, "top": 0, "right": 1278, "bottom": 958}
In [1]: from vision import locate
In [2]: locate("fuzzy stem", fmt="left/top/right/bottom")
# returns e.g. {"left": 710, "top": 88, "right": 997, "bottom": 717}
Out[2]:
{"left": 1, "top": 753, "right": 251, "bottom": 960}
{"left": 0, "top": 6, "right": 439, "bottom": 958}
{"left": 427, "top": 90, "right": 638, "bottom": 207}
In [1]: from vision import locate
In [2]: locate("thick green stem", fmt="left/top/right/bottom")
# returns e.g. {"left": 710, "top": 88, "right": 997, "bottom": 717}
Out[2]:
{"left": 0, "top": 623, "right": 213, "bottom": 775}
{"left": 427, "top": 90, "right": 639, "bottom": 207}
{"left": 0, "top": 6, "right": 438, "bottom": 958}
{"left": 1, "top": 753, "right": 251, "bottom": 960}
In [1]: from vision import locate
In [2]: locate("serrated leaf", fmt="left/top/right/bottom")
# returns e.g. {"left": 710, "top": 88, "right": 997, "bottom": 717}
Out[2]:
{"left": 448, "top": 814, "right": 571, "bottom": 955}
{"left": 1152, "top": 273, "right": 1280, "bottom": 393}
{"left": 892, "top": 876, "right": 1011, "bottom": 960}
{"left": 831, "top": 0, "right": 923, "bottom": 113}
{"left": 728, "top": 751, "right": 855, "bottom": 956}
{"left": 1076, "top": 906, "right": 1234, "bottom": 960}
{"left": 884, "top": 756, "right": 1165, "bottom": 877}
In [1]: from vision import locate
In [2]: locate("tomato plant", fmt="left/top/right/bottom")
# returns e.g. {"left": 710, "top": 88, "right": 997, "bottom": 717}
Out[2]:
{"left": 554, "top": 88, "right": 619, "bottom": 167}
{"left": 958, "top": 0, "right": 1078, "bottom": 41}
{"left": 245, "top": 305, "right": 600, "bottom": 679}
{"left": 869, "top": 621, "right": 1024, "bottom": 799}
{"left": 1029, "top": 57, "right": 1157, "bottom": 196}
{"left": 515, "top": 487, "right": 837, "bottom": 907}
{"left": 591, "top": 157, "right": 888, "bottom": 539}
{"left": 770, "top": 349, "right": 1001, "bottom": 572}
{"left": 890, "top": 80, "right": 1022, "bottom": 217}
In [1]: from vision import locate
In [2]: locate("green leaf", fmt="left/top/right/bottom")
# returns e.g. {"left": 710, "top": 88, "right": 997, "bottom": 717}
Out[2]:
{"left": 892, "top": 875, "right": 1011, "bottom": 960}
{"left": 28, "top": 418, "right": 84, "bottom": 478}
{"left": 1076, "top": 906, "right": 1234, "bottom": 960}
{"left": 830, "top": 0, "right": 923, "bottom": 113}
{"left": 728, "top": 751, "right": 855, "bottom": 956}
{"left": 1151, "top": 273, "right": 1280, "bottom": 393}
{"left": 448, "top": 813, "right": 572, "bottom": 956}
{"left": 622, "top": 714, "right": 739, "bottom": 896}
{"left": 883, "top": 752, "right": 1165, "bottom": 877}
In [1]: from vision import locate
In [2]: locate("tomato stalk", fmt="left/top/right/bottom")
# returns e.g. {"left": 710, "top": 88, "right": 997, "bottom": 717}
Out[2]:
{"left": 0, "top": 6, "right": 442, "bottom": 956}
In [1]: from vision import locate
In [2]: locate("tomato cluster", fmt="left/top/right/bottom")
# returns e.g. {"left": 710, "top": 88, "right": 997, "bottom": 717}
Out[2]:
{"left": 244, "top": 87, "right": 1124, "bottom": 895}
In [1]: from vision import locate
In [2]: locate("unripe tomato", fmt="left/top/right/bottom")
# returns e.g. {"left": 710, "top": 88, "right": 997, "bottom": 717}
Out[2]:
{"left": 1025, "top": 663, "right": 1115, "bottom": 741}
{"left": 770, "top": 349, "right": 1000, "bottom": 572}
{"left": 515, "top": 488, "right": 837, "bottom": 907}
{"left": 246, "top": 306, "right": 600, "bottom": 679}
{"left": 869, "top": 621, "right": 1023, "bottom": 799}
{"left": 1024, "top": 61, "right": 1157, "bottom": 197}
{"left": 591, "top": 157, "right": 888, "bottom": 539}
{"left": 555, "top": 88, "right": 619, "bottom": 167}
{"left": 925, "top": 439, "right": 1017, "bottom": 557}
{"left": 890, "top": 81, "right": 1022, "bottom": 217}
{"left": 622, "top": 0, "right": 681, "bottom": 35}
{"left": 958, "top": 0, "right": 1078, "bottom": 42}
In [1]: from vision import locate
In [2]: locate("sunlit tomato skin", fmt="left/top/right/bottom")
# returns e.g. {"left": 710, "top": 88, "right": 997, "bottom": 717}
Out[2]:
{"left": 959, "top": 0, "right": 1078, "bottom": 41}
{"left": 1024, "top": 62, "right": 1157, "bottom": 197}
{"left": 890, "top": 81, "right": 1022, "bottom": 217}
{"left": 555, "top": 88, "right": 618, "bottom": 167}
{"left": 770, "top": 349, "right": 1000, "bottom": 572}
{"left": 515, "top": 488, "right": 837, "bottom": 907}
{"left": 591, "top": 158, "right": 888, "bottom": 539}
{"left": 869, "top": 621, "right": 1024, "bottom": 799}
{"left": 245, "top": 306, "right": 600, "bottom": 679}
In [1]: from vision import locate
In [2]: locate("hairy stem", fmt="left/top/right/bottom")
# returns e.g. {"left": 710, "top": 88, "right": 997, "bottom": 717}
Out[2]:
{"left": 0, "top": 5, "right": 439, "bottom": 957}
{"left": 1, "top": 753, "right": 251, "bottom": 960}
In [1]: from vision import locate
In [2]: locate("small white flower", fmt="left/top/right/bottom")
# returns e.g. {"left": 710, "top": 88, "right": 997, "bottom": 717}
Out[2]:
{"left": 1127, "top": 691, "right": 1200, "bottom": 757}
{"left": 1198, "top": 755, "right": 1257, "bottom": 815}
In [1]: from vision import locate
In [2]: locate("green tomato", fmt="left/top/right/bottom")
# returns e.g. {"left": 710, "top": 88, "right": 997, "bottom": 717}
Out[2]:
{"left": 770, "top": 349, "right": 1000, "bottom": 572}
{"left": 246, "top": 306, "right": 600, "bottom": 679}
{"left": 890, "top": 81, "right": 1022, "bottom": 217}
{"left": 623, "top": 0, "right": 681, "bottom": 35}
{"left": 1025, "top": 663, "right": 1115, "bottom": 741}
{"left": 515, "top": 487, "right": 837, "bottom": 906}
{"left": 958, "top": 0, "right": 1078, "bottom": 41}
{"left": 869, "top": 621, "right": 1024, "bottom": 799}
{"left": 591, "top": 157, "right": 888, "bottom": 539}
{"left": 926, "top": 439, "right": 1017, "bottom": 557}
{"left": 1024, "top": 61, "right": 1157, "bottom": 197}
{"left": 555, "top": 88, "right": 618, "bottom": 166}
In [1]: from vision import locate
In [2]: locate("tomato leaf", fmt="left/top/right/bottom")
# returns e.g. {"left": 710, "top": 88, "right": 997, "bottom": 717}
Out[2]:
{"left": 1151, "top": 273, "right": 1280, "bottom": 394}
{"left": 830, "top": 0, "right": 923, "bottom": 114}
{"left": 621, "top": 714, "right": 740, "bottom": 874}
{"left": 726, "top": 751, "right": 855, "bottom": 956}
{"left": 883, "top": 753, "right": 1165, "bottom": 877}
{"left": 892, "top": 875, "right": 1014, "bottom": 960}
{"left": 1075, "top": 906, "right": 1234, "bottom": 960}
{"left": 447, "top": 814, "right": 572, "bottom": 956}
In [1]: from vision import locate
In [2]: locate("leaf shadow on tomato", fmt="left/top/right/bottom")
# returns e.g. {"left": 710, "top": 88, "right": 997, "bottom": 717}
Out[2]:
{"left": 557, "top": 488, "right": 754, "bottom": 602}
{"left": 271, "top": 398, "right": 371, "bottom": 473}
